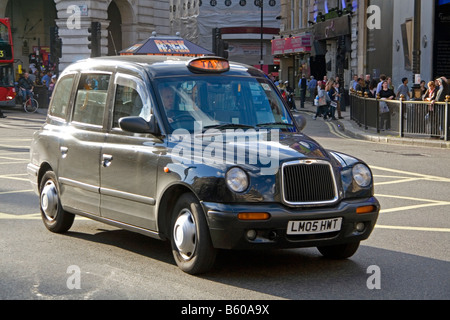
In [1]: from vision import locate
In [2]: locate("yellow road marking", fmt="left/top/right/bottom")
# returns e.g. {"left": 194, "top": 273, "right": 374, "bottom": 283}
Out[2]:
{"left": 0, "top": 174, "right": 30, "bottom": 182}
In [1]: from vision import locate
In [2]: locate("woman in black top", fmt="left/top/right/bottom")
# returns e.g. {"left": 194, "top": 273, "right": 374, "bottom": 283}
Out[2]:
{"left": 378, "top": 81, "right": 394, "bottom": 130}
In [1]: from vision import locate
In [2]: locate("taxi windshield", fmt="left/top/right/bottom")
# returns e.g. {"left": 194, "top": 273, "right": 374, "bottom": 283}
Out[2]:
{"left": 156, "top": 76, "right": 297, "bottom": 133}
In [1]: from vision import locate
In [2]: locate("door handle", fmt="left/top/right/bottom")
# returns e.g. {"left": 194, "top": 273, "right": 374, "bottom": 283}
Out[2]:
{"left": 102, "top": 154, "right": 113, "bottom": 167}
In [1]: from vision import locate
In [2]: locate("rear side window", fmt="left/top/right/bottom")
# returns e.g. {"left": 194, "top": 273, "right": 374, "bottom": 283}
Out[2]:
{"left": 72, "top": 73, "right": 111, "bottom": 126}
{"left": 48, "top": 75, "right": 75, "bottom": 119}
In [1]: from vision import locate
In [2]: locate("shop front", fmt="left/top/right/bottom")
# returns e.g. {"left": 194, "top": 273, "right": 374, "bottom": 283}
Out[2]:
{"left": 312, "top": 14, "right": 352, "bottom": 87}
{"left": 271, "top": 34, "right": 312, "bottom": 95}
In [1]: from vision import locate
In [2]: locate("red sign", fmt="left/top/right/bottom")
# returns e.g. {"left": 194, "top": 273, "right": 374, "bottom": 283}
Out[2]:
{"left": 271, "top": 36, "right": 311, "bottom": 56}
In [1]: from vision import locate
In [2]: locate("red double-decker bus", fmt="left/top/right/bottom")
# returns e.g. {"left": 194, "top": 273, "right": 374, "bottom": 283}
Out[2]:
{"left": 0, "top": 18, "right": 16, "bottom": 107}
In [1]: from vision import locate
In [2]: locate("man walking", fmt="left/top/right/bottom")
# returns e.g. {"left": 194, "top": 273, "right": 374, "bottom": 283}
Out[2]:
{"left": 298, "top": 74, "right": 307, "bottom": 108}
{"left": 307, "top": 76, "right": 317, "bottom": 102}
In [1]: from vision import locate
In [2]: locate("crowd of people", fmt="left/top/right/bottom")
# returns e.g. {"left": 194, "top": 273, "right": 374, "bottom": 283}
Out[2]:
{"left": 307, "top": 75, "right": 344, "bottom": 121}
{"left": 350, "top": 73, "right": 449, "bottom": 133}
{"left": 350, "top": 73, "right": 449, "bottom": 103}
{"left": 0, "top": 68, "right": 58, "bottom": 118}
{"left": 18, "top": 68, "right": 57, "bottom": 102}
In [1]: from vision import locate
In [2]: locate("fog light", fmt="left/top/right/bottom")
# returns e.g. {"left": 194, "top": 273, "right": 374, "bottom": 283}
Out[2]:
{"left": 355, "top": 222, "right": 365, "bottom": 232}
{"left": 246, "top": 229, "right": 257, "bottom": 240}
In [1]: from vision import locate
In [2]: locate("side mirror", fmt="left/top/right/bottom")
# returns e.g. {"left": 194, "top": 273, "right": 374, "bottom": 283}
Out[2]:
{"left": 293, "top": 114, "right": 307, "bottom": 131}
{"left": 119, "top": 115, "right": 159, "bottom": 134}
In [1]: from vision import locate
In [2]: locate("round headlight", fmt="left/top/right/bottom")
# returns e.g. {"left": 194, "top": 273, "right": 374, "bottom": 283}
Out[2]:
{"left": 352, "top": 163, "right": 372, "bottom": 187}
{"left": 226, "top": 167, "right": 249, "bottom": 193}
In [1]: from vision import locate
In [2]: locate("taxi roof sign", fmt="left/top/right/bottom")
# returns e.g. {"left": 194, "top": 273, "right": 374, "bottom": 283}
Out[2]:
{"left": 188, "top": 57, "right": 230, "bottom": 73}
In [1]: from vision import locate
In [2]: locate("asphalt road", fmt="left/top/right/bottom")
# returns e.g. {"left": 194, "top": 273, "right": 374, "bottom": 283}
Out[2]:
{"left": 0, "top": 107, "right": 448, "bottom": 303}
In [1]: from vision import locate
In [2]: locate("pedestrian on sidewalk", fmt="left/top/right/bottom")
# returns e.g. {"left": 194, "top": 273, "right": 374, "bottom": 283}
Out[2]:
{"left": 379, "top": 80, "right": 395, "bottom": 130}
{"left": 396, "top": 77, "right": 411, "bottom": 100}
{"left": 328, "top": 81, "right": 342, "bottom": 120}
{"left": 298, "top": 74, "right": 307, "bottom": 108}
{"left": 313, "top": 82, "right": 330, "bottom": 120}
{"left": 307, "top": 76, "right": 317, "bottom": 102}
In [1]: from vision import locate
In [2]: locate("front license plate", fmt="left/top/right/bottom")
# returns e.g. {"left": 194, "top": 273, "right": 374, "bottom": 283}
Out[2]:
{"left": 287, "top": 218, "right": 342, "bottom": 235}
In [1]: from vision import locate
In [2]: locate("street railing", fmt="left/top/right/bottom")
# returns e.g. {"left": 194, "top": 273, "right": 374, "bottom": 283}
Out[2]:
{"left": 349, "top": 89, "right": 450, "bottom": 141}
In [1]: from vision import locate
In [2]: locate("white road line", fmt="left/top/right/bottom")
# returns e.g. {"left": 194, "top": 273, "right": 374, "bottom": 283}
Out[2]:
{"left": 375, "top": 225, "right": 450, "bottom": 233}
{"left": 370, "top": 165, "right": 450, "bottom": 183}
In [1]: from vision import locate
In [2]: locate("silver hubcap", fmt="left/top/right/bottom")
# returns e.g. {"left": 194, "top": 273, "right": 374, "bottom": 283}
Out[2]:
{"left": 173, "top": 209, "right": 197, "bottom": 260}
{"left": 41, "top": 181, "right": 58, "bottom": 221}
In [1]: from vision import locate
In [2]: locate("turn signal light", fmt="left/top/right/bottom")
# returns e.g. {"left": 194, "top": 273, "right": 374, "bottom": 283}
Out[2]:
{"left": 356, "top": 205, "right": 376, "bottom": 214}
{"left": 238, "top": 212, "right": 270, "bottom": 220}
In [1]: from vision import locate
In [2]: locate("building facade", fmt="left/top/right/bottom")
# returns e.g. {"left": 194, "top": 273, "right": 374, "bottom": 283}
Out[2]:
{"left": 2, "top": 0, "right": 173, "bottom": 72}
{"left": 2, "top": 0, "right": 281, "bottom": 76}
{"left": 275, "top": 0, "right": 361, "bottom": 92}
{"left": 277, "top": 0, "right": 446, "bottom": 94}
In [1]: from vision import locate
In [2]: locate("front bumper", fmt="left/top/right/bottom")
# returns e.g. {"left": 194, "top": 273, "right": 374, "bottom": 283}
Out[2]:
{"left": 203, "top": 197, "right": 379, "bottom": 250}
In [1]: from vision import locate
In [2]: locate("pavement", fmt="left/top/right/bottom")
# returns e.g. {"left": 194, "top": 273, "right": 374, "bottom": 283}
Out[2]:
{"left": 292, "top": 99, "right": 450, "bottom": 150}
{"left": 1, "top": 101, "right": 450, "bottom": 149}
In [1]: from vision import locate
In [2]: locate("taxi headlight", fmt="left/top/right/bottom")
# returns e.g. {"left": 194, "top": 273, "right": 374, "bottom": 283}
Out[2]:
{"left": 226, "top": 167, "right": 249, "bottom": 193}
{"left": 352, "top": 163, "right": 372, "bottom": 187}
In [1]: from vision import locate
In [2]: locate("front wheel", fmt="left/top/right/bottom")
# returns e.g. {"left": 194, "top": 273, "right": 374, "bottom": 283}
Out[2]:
{"left": 24, "top": 98, "right": 39, "bottom": 113}
{"left": 39, "top": 171, "right": 75, "bottom": 233}
{"left": 317, "top": 241, "right": 360, "bottom": 259}
{"left": 171, "top": 193, "right": 217, "bottom": 274}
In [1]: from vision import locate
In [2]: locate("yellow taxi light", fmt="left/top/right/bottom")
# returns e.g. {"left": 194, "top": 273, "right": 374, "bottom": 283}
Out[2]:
{"left": 238, "top": 212, "right": 270, "bottom": 221}
{"left": 188, "top": 57, "right": 230, "bottom": 73}
{"left": 356, "top": 205, "right": 376, "bottom": 214}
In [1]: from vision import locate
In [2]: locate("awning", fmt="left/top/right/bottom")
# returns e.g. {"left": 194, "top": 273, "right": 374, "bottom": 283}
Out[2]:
{"left": 120, "top": 36, "right": 213, "bottom": 57}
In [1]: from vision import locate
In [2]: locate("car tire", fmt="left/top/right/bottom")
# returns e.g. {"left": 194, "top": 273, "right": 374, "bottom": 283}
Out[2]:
{"left": 170, "top": 193, "right": 217, "bottom": 274}
{"left": 317, "top": 241, "right": 360, "bottom": 259}
{"left": 39, "top": 171, "right": 75, "bottom": 233}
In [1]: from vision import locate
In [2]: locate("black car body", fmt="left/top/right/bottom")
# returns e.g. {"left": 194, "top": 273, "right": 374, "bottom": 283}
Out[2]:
{"left": 28, "top": 56, "right": 379, "bottom": 274}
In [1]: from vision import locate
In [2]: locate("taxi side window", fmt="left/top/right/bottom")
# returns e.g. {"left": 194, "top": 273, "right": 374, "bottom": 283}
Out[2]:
{"left": 72, "top": 73, "right": 110, "bottom": 126}
{"left": 112, "top": 75, "right": 150, "bottom": 128}
{"left": 48, "top": 75, "right": 75, "bottom": 119}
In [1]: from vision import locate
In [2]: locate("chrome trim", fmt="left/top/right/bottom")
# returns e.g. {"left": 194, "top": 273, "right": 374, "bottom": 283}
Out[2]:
{"left": 100, "top": 187, "right": 156, "bottom": 205}
{"left": 281, "top": 159, "right": 339, "bottom": 206}
{"left": 59, "top": 177, "right": 99, "bottom": 193}
{"left": 59, "top": 177, "right": 156, "bottom": 205}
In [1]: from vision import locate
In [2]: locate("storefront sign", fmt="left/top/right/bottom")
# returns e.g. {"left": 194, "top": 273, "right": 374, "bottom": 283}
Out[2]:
{"left": 271, "top": 36, "right": 311, "bottom": 56}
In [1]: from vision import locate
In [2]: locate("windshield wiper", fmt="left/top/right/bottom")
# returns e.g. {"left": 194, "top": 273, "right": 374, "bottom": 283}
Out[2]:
{"left": 256, "top": 122, "right": 295, "bottom": 128}
{"left": 203, "top": 123, "right": 255, "bottom": 131}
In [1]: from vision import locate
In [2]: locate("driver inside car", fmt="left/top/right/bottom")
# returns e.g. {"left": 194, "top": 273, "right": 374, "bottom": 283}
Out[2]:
{"left": 160, "top": 85, "right": 177, "bottom": 123}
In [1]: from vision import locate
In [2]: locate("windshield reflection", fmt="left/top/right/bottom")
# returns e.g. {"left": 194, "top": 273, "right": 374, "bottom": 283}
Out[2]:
{"left": 156, "top": 76, "right": 296, "bottom": 133}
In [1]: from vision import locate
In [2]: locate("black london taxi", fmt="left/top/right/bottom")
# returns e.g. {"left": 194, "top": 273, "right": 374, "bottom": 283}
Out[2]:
{"left": 27, "top": 55, "right": 379, "bottom": 274}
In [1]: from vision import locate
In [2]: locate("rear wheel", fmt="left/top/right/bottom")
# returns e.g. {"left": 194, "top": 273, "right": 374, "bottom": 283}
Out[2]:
{"left": 317, "top": 241, "right": 360, "bottom": 259}
{"left": 39, "top": 171, "right": 74, "bottom": 233}
{"left": 171, "top": 193, "right": 217, "bottom": 274}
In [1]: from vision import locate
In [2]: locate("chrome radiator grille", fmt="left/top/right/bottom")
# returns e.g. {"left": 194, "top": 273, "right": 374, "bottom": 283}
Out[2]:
{"left": 282, "top": 160, "right": 338, "bottom": 205}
